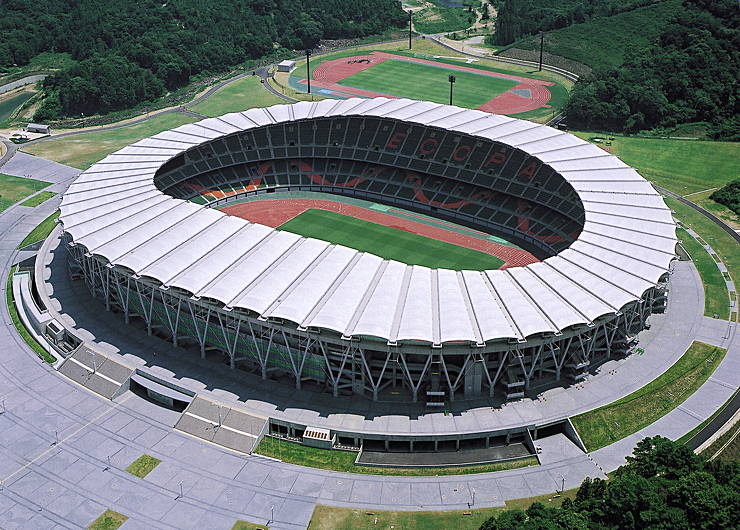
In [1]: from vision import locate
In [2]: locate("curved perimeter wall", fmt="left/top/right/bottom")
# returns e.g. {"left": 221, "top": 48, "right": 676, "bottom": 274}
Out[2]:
{"left": 59, "top": 98, "right": 676, "bottom": 404}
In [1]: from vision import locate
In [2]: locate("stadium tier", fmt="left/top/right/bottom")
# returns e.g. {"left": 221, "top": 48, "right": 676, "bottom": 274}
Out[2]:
{"left": 59, "top": 98, "right": 676, "bottom": 403}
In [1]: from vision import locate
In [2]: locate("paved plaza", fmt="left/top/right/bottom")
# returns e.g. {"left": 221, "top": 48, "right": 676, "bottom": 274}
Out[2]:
{"left": 0, "top": 151, "right": 738, "bottom": 529}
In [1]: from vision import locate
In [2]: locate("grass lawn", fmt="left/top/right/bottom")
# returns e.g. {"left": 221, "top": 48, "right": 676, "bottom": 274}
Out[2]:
{"left": 277, "top": 209, "right": 504, "bottom": 270}
{"left": 337, "top": 59, "right": 518, "bottom": 109}
{"left": 675, "top": 227, "right": 729, "bottom": 318}
{"left": 19, "top": 191, "right": 55, "bottom": 208}
{"left": 21, "top": 113, "right": 197, "bottom": 170}
{"left": 0, "top": 173, "right": 51, "bottom": 212}
{"left": 309, "top": 489, "right": 577, "bottom": 530}
{"left": 573, "top": 133, "right": 740, "bottom": 197}
{"left": 190, "top": 75, "right": 286, "bottom": 118}
{"left": 231, "top": 521, "right": 269, "bottom": 530}
{"left": 254, "top": 437, "right": 537, "bottom": 476}
{"left": 124, "top": 454, "right": 161, "bottom": 478}
{"left": 18, "top": 210, "right": 59, "bottom": 249}
{"left": 572, "top": 341, "right": 726, "bottom": 452}
{"left": 87, "top": 509, "right": 127, "bottom": 530}
{"left": 413, "top": 0, "right": 479, "bottom": 34}
{"left": 0, "top": 90, "right": 36, "bottom": 124}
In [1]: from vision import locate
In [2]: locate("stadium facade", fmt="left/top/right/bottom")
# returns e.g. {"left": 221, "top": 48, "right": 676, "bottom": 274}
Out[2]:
{"left": 60, "top": 98, "right": 677, "bottom": 405}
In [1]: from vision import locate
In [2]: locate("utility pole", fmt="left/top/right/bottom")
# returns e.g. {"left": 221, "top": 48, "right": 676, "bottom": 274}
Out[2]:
{"left": 408, "top": 10, "right": 413, "bottom": 50}
{"left": 539, "top": 31, "right": 545, "bottom": 71}
{"left": 305, "top": 49, "right": 312, "bottom": 94}
{"left": 449, "top": 75, "right": 456, "bottom": 106}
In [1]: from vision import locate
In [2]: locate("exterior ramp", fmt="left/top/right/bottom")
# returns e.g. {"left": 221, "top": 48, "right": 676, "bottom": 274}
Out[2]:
{"left": 175, "top": 396, "right": 268, "bottom": 454}
{"left": 57, "top": 344, "right": 132, "bottom": 400}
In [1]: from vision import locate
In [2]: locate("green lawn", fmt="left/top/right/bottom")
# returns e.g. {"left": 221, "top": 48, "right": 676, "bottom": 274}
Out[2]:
{"left": 22, "top": 113, "right": 197, "bottom": 170}
{"left": 337, "top": 59, "right": 518, "bottom": 109}
{"left": 88, "top": 510, "right": 127, "bottom": 530}
{"left": 231, "top": 521, "right": 269, "bottom": 530}
{"left": 19, "top": 191, "right": 55, "bottom": 208}
{"left": 190, "top": 75, "right": 286, "bottom": 118}
{"left": 0, "top": 90, "right": 36, "bottom": 124}
{"left": 254, "top": 436, "right": 537, "bottom": 476}
{"left": 309, "top": 488, "right": 576, "bottom": 530}
{"left": 574, "top": 133, "right": 740, "bottom": 197}
{"left": 18, "top": 210, "right": 60, "bottom": 249}
{"left": 572, "top": 341, "right": 726, "bottom": 452}
{"left": 413, "top": 0, "right": 480, "bottom": 34}
{"left": 675, "top": 226, "right": 729, "bottom": 318}
{"left": 277, "top": 209, "right": 504, "bottom": 270}
{"left": 0, "top": 173, "right": 51, "bottom": 212}
{"left": 125, "top": 454, "right": 161, "bottom": 478}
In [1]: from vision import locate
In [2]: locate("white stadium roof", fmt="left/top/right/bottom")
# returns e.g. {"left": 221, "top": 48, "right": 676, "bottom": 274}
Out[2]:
{"left": 60, "top": 98, "right": 676, "bottom": 345}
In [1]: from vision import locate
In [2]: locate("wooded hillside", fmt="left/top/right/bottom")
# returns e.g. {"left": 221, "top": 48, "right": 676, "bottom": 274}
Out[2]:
{"left": 0, "top": 0, "right": 407, "bottom": 119}
{"left": 565, "top": 0, "right": 740, "bottom": 138}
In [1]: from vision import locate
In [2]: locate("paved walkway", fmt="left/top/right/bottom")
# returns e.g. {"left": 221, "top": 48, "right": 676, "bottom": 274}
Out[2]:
{"left": 0, "top": 153, "right": 738, "bottom": 530}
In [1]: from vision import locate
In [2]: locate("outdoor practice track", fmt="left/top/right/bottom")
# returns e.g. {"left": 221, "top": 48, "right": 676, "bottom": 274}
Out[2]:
{"left": 220, "top": 198, "right": 539, "bottom": 269}
{"left": 308, "top": 51, "right": 554, "bottom": 114}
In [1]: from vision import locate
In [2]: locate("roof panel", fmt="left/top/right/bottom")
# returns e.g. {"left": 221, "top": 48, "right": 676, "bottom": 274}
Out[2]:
{"left": 308, "top": 253, "right": 384, "bottom": 335}
{"left": 229, "top": 237, "right": 329, "bottom": 313}
{"left": 266, "top": 245, "right": 358, "bottom": 325}
{"left": 352, "top": 260, "right": 407, "bottom": 340}
{"left": 461, "top": 270, "right": 518, "bottom": 342}
{"left": 437, "top": 269, "right": 477, "bottom": 343}
{"left": 396, "top": 266, "right": 433, "bottom": 343}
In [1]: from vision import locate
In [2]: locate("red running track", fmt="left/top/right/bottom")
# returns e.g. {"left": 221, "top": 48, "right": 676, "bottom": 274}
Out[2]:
{"left": 308, "top": 52, "right": 553, "bottom": 115}
{"left": 220, "top": 198, "right": 539, "bottom": 269}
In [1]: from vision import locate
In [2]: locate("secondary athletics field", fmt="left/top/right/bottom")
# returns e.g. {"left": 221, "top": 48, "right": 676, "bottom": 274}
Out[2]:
{"left": 219, "top": 196, "right": 539, "bottom": 270}
{"left": 303, "top": 51, "right": 554, "bottom": 115}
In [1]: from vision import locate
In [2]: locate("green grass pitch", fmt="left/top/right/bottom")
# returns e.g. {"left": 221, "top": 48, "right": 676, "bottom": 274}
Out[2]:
{"left": 336, "top": 59, "right": 519, "bottom": 108}
{"left": 278, "top": 209, "right": 504, "bottom": 271}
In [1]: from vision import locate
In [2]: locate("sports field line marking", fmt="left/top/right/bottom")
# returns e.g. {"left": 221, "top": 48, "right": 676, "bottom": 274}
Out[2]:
{"left": 66, "top": 356, "right": 122, "bottom": 386}
{"left": 184, "top": 411, "right": 258, "bottom": 439}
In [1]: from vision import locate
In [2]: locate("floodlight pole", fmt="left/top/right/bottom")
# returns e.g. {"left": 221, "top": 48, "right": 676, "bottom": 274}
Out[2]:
{"left": 305, "top": 49, "right": 312, "bottom": 94}
{"left": 539, "top": 31, "right": 544, "bottom": 71}
{"left": 408, "top": 10, "right": 413, "bottom": 50}
{"left": 449, "top": 75, "right": 456, "bottom": 106}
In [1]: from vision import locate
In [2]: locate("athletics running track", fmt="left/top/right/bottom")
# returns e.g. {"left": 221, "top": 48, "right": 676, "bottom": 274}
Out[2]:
{"left": 307, "top": 51, "right": 554, "bottom": 115}
{"left": 221, "top": 198, "right": 539, "bottom": 269}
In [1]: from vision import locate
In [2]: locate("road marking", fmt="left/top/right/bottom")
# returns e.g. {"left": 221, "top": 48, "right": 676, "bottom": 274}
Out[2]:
{"left": 184, "top": 411, "right": 257, "bottom": 439}
{"left": 66, "top": 356, "right": 121, "bottom": 386}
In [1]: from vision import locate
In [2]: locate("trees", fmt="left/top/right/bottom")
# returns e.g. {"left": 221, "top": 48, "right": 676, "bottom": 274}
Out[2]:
{"left": 565, "top": 0, "right": 740, "bottom": 138}
{"left": 478, "top": 436, "right": 740, "bottom": 530}
{"left": 0, "top": 0, "right": 407, "bottom": 119}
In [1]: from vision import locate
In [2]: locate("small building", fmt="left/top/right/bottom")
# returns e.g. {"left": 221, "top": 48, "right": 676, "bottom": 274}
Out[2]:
{"left": 27, "top": 123, "right": 51, "bottom": 134}
{"left": 277, "top": 60, "right": 296, "bottom": 73}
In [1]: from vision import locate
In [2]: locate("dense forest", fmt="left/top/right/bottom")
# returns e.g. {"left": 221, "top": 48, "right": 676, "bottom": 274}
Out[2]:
{"left": 491, "top": 0, "right": 666, "bottom": 46}
{"left": 710, "top": 179, "right": 740, "bottom": 215}
{"left": 479, "top": 436, "right": 740, "bottom": 530}
{"left": 565, "top": 0, "right": 740, "bottom": 138}
{"left": 0, "top": 0, "right": 407, "bottom": 119}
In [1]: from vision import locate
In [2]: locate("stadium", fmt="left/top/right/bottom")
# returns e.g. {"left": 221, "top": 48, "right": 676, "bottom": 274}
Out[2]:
{"left": 59, "top": 96, "right": 676, "bottom": 413}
